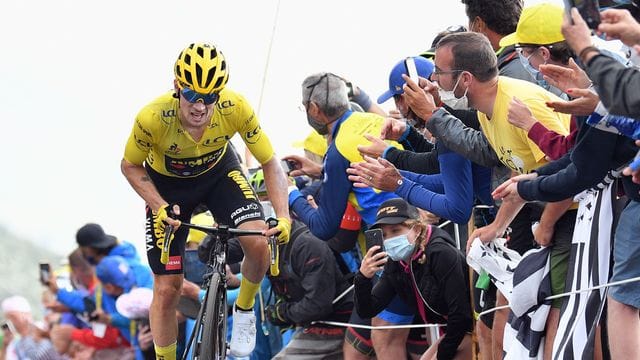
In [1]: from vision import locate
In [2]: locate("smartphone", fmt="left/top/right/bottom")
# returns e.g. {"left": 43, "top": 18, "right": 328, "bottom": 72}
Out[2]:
{"left": 346, "top": 82, "right": 356, "bottom": 98}
{"left": 565, "top": 0, "right": 601, "bottom": 29}
{"left": 365, "top": 229, "right": 384, "bottom": 254}
{"left": 39, "top": 262, "right": 51, "bottom": 286}
{"left": 83, "top": 297, "right": 99, "bottom": 321}
{"left": 404, "top": 57, "right": 420, "bottom": 86}
{"left": 280, "top": 159, "right": 296, "bottom": 174}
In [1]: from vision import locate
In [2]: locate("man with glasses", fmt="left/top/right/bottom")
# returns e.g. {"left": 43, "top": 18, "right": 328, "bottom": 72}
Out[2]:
{"left": 121, "top": 43, "right": 291, "bottom": 360}
{"left": 401, "top": 31, "right": 576, "bottom": 358}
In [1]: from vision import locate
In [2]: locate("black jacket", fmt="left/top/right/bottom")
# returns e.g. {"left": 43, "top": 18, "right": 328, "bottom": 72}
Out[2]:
{"left": 587, "top": 53, "right": 640, "bottom": 119}
{"left": 518, "top": 118, "right": 640, "bottom": 202}
{"left": 354, "top": 226, "right": 472, "bottom": 360}
{"left": 268, "top": 220, "right": 353, "bottom": 326}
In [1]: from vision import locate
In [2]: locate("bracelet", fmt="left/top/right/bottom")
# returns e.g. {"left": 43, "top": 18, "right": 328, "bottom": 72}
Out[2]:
{"left": 578, "top": 45, "right": 599, "bottom": 63}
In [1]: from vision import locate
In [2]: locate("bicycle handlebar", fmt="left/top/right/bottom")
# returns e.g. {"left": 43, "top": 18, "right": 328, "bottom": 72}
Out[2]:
{"left": 180, "top": 222, "right": 265, "bottom": 236}
{"left": 161, "top": 221, "right": 281, "bottom": 276}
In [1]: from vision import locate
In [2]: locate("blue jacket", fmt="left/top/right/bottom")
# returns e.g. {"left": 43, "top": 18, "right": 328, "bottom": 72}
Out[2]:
{"left": 395, "top": 143, "right": 494, "bottom": 224}
{"left": 289, "top": 110, "right": 401, "bottom": 239}
{"left": 110, "top": 242, "right": 154, "bottom": 289}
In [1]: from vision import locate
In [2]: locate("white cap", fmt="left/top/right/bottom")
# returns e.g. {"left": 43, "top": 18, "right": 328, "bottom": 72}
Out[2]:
{"left": 1, "top": 295, "right": 31, "bottom": 314}
{"left": 115, "top": 288, "right": 153, "bottom": 319}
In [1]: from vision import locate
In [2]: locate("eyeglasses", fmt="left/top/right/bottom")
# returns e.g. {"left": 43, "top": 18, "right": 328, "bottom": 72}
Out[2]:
{"left": 432, "top": 68, "right": 463, "bottom": 78}
{"left": 178, "top": 84, "right": 220, "bottom": 105}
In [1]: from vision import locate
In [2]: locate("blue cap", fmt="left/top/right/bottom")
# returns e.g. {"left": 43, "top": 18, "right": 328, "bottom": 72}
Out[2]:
{"left": 96, "top": 256, "right": 135, "bottom": 291}
{"left": 377, "top": 56, "right": 435, "bottom": 104}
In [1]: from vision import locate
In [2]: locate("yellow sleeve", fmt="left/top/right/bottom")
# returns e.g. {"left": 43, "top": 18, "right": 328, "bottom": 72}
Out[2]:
{"left": 524, "top": 97, "right": 571, "bottom": 163}
{"left": 123, "top": 110, "right": 155, "bottom": 165}
{"left": 236, "top": 95, "right": 275, "bottom": 164}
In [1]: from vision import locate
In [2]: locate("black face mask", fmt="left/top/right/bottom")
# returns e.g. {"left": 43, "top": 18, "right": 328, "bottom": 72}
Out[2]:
{"left": 306, "top": 114, "right": 329, "bottom": 135}
{"left": 86, "top": 256, "right": 98, "bottom": 266}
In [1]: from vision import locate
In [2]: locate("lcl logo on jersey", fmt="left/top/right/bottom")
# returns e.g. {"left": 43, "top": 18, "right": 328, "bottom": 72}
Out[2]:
{"left": 245, "top": 125, "right": 262, "bottom": 144}
{"left": 202, "top": 135, "right": 231, "bottom": 147}
{"left": 217, "top": 100, "right": 234, "bottom": 109}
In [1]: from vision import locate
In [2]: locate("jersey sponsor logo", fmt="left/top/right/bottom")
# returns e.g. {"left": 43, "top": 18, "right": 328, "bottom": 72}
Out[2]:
{"left": 243, "top": 113, "right": 256, "bottom": 126}
{"left": 145, "top": 217, "right": 155, "bottom": 252}
{"left": 227, "top": 170, "right": 257, "bottom": 200}
{"left": 245, "top": 125, "right": 262, "bottom": 144}
{"left": 230, "top": 203, "right": 260, "bottom": 219}
{"left": 134, "top": 134, "right": 152, "bottom": 150}
{"left": 217, "top": 100, "right": 235, "bottom": 110}
{"left": 202, "top": 135, "right": 231, "bottom": 147}
{"left": 165, "top": 256, "right": 182, "bottom": 271}
{"left": 136, "top": 120, "right": 153, "bottom": 138}
{"left": 233, "top": 211, "right": 262, "bottom": 225}
{"left": 208, "top": 121, "right": 219, "bottom": 129}
{"left": 164, "top": 147, "right": 225, "bottom": 177}
{"left": 167, "top": 143, "right": 181, "bottom": 154}
{"left": 162, "top": 109, "right": 177, "bottom": 118}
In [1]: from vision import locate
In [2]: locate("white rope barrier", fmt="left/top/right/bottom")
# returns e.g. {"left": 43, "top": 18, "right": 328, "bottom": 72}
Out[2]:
{"left": 477, "top": 275, "right": 640, "bottom": 318}
{"left": 312, "top": 320, "right": 444, "bottom": 330}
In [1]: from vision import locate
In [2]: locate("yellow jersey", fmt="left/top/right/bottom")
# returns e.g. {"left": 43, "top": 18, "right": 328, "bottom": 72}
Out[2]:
{"left": 478, "top": 76, "right": 571, "bottom": 174}
{"left": 124, "top": 88, "right": 274, "bottom": 177}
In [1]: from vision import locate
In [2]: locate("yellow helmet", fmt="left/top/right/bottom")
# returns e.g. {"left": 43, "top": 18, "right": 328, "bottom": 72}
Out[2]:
{"left": 174, "top": 43, "right": 229, "bottom": 94}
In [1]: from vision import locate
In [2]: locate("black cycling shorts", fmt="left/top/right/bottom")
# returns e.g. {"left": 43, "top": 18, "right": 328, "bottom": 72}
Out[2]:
{"left": 144, "top": 147, "right": 264, "bottom": 275}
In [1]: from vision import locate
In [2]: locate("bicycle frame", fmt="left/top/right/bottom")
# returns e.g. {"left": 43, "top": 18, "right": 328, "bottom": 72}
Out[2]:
{"left": 176, "top": 223, "right": 265, "bottom": 360}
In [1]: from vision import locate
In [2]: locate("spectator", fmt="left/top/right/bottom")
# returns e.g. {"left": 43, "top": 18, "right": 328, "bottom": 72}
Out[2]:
{"left": 1, "top": 295, "right": 62, "bottom": 360}
{"left": 355, "top": 198, "right": 472, "bottom": 360}
{"left": 401, "top": 31, "right": 575, "bottom": 358}
{"left": 76, "top": 223, "right": 153, "bottom": 289}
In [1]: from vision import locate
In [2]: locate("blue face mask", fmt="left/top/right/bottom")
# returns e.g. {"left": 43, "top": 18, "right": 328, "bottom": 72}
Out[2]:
{"left": 518, "top": 49, "right": 550, "bottom": 90}
{"left": 384, "top": 232, "right": 416, "bottom": 261}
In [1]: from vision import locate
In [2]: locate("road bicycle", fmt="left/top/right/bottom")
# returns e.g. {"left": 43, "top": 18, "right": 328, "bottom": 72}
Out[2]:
{"left": 162, "top": 220, "right": 279, "bottom": 360}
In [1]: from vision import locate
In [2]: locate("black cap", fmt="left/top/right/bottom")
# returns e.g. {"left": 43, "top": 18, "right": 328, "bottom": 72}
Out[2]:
{"left": 76, "top": 223, "right": 117, "bottom": 249}
{"left": 370, "top": 198, "right": 419, "bottom": 229}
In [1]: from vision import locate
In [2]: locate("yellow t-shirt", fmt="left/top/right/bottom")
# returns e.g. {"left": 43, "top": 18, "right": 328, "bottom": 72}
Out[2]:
{"left": 477, "top": 76, "right": 570, "bottom": 174}
{"left": 124, "top": 88, "right": 274, "bottom": 177}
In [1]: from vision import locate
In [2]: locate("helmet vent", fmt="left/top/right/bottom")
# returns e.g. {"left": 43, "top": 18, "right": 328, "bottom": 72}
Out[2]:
{"left": 205, "top": 67, "right": 215, "bottom": 89}
{"left": 195, "top": 64, "right": 203, "bottom": 86}
{"left": 197, "top": 46, "right": 204, "bottom": 58}
{"left": 184, "top": 70, "right": 193, "bottom": 85}
{"left": 184, "top": 54, "right": 191, "bottom": 65}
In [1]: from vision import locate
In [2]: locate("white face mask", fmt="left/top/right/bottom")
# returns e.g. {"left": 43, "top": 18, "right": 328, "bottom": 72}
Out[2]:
{"left": 437, "top": 74, "right": 469, "bottom": 110}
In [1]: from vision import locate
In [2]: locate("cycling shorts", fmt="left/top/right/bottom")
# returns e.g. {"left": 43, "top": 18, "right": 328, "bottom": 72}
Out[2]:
{"left": 144, "top": 148, "right": 264, "bottom": 275}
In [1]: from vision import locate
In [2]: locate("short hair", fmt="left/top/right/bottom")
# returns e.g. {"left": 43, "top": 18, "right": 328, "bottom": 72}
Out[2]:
{"left": 301, "top": 73, "right": 349, "bottom": 118}
{"left": 547, "top": 41, "right": 575, "bottom": 65}
{"left": 68, "top": 248, "right": 92, "bottom": 271}
{"left": 436, "top": 32, "right": 498, "bottom": 82}
{"left": 462, "top": 0, "right": 523, "bottom": 35}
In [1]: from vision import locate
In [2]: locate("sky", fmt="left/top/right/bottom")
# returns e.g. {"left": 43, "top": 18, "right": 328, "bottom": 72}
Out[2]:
{"left": 0, "top": 0, "right": 563, "bottom": 261}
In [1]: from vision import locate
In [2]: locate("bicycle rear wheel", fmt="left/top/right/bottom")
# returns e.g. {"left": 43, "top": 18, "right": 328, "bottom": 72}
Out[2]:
{"left": 199, "top": 272, "right": 227, "bottom": 360}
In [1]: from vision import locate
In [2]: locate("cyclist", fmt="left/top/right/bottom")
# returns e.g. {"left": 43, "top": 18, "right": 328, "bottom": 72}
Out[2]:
{"left": 121, "top": 43, "right": 291, "bottom": 359}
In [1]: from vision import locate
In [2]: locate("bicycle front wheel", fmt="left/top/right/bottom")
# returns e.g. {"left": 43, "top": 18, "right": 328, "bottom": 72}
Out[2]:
{"left": 200, "top": 272, "right": 227, "bottom": 360}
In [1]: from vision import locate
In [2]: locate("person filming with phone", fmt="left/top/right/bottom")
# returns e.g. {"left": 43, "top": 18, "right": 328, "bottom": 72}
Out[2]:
{"left": 354, "top": 198, "right": 472, "bottom": 360}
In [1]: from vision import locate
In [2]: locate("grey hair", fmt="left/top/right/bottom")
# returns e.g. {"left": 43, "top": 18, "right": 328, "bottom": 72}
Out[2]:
{"left": 301, "top": 72, "right": 350, "bottom": 118}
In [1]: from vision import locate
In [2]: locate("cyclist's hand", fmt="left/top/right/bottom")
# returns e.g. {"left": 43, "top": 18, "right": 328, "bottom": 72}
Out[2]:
{"left": 153, "top": 204, "right": 181, "bottom": 239}
{"left": 265, "top": 304, "right": 289, "bottom": 326}
{"left": 264, "top": 217, "right": 291, "bottom": 244}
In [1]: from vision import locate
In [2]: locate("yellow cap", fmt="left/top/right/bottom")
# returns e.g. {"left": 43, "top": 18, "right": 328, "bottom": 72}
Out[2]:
{"left": 291, "top": 131, "right": 328, "bottom": 157}
{"left": 187, "top": 211, "right": 214, "bottom": 245}
{"left": 499, "top": 3, "right": 565, "bottom": 47}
